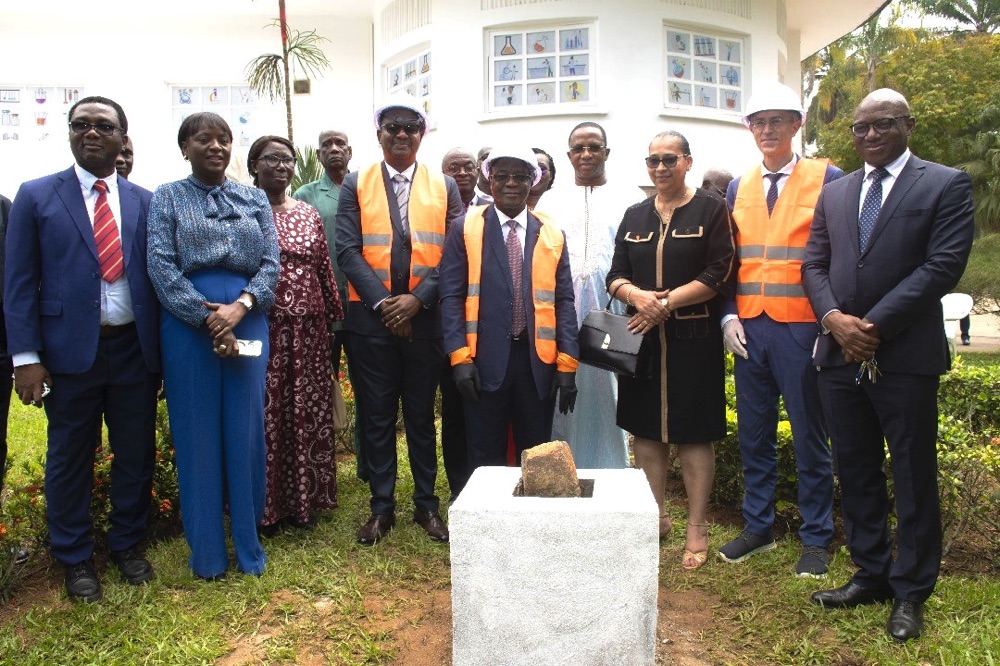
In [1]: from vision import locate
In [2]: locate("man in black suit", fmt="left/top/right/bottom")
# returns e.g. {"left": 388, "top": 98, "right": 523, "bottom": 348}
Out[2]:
{"left": 801, "top": 89, "right": 975, "bottom": 642}
{"left": 336, "top": 97, "right": 464, "bottom": 545}
{"left": 5, "top": 96, "right": 161, "bottom": 602}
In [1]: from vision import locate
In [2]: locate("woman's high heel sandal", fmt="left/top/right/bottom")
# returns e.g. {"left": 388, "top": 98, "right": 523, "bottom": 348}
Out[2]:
{"left": 682, "top": 522, "right": 710, "bottom": 570}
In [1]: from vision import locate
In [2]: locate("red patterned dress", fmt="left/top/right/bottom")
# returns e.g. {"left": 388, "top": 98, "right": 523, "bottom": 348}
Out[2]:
{"left": 262, "top": 200, "right": 343, "bottom": 527}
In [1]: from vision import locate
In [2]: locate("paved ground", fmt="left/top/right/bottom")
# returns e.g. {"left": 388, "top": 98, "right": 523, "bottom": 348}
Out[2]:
{"left": 955, "top": 312, "right": 1000, "bottom": 352}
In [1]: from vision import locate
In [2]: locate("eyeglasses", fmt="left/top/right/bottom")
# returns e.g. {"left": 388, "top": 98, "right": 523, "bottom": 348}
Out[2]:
{"left": 260, "top": 154, "right": 297, "bottom": 168}
{"left": 68, "top": 120, "right": 121, "bottom": 137}
{"left": 645, "top": 154, "right": 688, "bottom": 169}
{"left": 850, "top": 116, "right": 910, "bottom": 138}
{"left": 446, "top": 163, "right": 477, "bottom": 175}
{"left": 748, "top": 116, "right": 793, "bottom": 132}
{"left": 381, "top": 122, "right": 424, "bottom": 136}
{"left": 490, "top": 172, "right": 533, "bottom": 185}
{"left": 569, "top": 143, "right": 606, "bottom": 155}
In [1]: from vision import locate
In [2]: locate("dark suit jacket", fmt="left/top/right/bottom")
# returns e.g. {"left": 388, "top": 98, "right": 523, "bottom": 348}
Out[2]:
{"left": 336, "top": 162, "right": 463, "bottom": 339}
{"left": 4, "top": 167, "right": 160, "bottom": 374}
{"left": 439, "top": 205, "right": 579, "bottom": 400}
{"left": 801, "top": 154, "right": 975, "bottom": 374}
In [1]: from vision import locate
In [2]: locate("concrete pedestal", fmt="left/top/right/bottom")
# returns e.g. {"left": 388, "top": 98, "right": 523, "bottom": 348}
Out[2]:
{"left": 450, "top": 466, "right": 659, "bottom": 666}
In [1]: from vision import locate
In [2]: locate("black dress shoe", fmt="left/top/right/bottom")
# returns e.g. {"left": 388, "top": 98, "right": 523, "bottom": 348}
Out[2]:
{"left": 357, "top": 513, "right": 395, "bottom": 545}
{"left": 811, "top": 581, "right": 892, "bottom": 608}
{"left": 109, "top": 547, "right": 154, "bottom": 585}
{"left": 65, "top": 560, "right": 103, "bottom": 603}
{"left": 413, "top": 510, "right": 449, "bottom": 543}
{"left": 887, "top": 599, "right": 923, "bottom": 642}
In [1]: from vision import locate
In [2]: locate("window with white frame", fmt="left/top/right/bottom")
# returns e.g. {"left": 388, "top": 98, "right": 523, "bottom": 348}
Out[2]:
{"left": 385, "top": 46, "right": 433, "bottom": 120}
{"left": 171, "top": 84, "right": 259, "bottom": 148}
{"left": 663, "top": 26, "right": 745, "bottom": 115}
{"left": 487, "top": 23, "right": 594, "bottom": 112}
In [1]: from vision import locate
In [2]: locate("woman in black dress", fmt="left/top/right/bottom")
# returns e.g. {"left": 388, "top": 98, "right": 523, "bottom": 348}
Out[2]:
{"left": 606, "top": 130, "right": 736, "bottom": 570}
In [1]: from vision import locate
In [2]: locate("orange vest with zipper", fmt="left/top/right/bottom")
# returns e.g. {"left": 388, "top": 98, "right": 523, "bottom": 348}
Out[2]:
{"left": 731, "top": 158, "right": 828, "bottom": 323}
{"left": 346, "top": 162, "right": 447, "bottom": 302}
{"left": 449, "top": 206, "right": 578, "bottom": 374}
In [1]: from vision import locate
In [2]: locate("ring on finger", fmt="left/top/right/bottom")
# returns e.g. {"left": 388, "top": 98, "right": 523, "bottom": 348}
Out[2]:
{"left": 219, "top": 344, "right": 227, "bottom": 351}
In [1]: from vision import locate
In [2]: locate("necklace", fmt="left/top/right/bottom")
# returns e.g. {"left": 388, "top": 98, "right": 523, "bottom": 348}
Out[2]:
{"left": 654, "top": 187, "right": 691, "bottom": 224}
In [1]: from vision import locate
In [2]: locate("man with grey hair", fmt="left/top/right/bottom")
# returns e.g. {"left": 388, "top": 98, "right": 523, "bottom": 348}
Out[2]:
{"left": 720, "top": 82, "right": 843, "bottom": 578}
{"left": 803, "top": 88, "right": 975, "bottom": 642}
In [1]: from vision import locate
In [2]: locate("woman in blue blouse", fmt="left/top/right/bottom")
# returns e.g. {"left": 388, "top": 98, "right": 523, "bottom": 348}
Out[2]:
{"left": 148, "top": 113, "right": 279, "bottom": 579}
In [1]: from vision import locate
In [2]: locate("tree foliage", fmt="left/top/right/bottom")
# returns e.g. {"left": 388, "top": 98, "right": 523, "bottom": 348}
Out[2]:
{"left": 911, "top": 0, "right": 1000, "bottom": 34}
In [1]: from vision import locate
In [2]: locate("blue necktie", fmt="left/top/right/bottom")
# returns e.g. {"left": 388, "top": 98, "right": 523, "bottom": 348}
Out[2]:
{"left": 859, "top": 167, "right": 889, "bottom": 253}
{"left": 765, "top": 173, "right": 783, "bottom": 216}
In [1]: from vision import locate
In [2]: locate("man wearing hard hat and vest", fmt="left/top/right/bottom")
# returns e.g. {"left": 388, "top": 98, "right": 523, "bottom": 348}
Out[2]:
{"left": 336, "top": 96, "right": 464, "bottom": 546}
{"left": 718, "top": 82, "right": 844, "bottom": 578}
{"left": 439, "top": 146, "right": 579, "bottom": 482}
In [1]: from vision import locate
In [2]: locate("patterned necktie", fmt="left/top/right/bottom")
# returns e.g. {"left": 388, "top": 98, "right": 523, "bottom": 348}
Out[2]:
{"left": 92, "top": 179, "right": 124, "bottom": 283}
{"left": 392, "top": 173, "right": 409, "bottom": 235}
{"left": 506, "top": 220, "right": 526, "bottom": 335}
{"left": 859, "top": 167, "right": 889, "bottom": 253}
{"left": 765, "top": 172, "right": 783, "bottom": 216}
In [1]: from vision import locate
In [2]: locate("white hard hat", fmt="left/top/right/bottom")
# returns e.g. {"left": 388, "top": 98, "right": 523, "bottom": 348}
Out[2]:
{"left": 373, "top": 93, "right": 429, "bottom": 136}
{"left": 481, "top": 146, "right": 542, "bottom": 186}
{"left": 742, "top": 82, "right": 805, "bottom": 127}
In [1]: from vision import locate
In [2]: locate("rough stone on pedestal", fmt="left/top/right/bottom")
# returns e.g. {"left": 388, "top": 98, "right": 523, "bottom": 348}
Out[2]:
{"left": 451, "top": 466, "right": 659, "bottom": 666}
{"left": 520, "top": 440, "right": 580, "bottom": 497}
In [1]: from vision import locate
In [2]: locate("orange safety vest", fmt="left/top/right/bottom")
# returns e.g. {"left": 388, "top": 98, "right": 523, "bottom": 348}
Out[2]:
{"left": 731, "top": 158, "right": 828, "bottom": 323}
{"left": 346, "top": 162, "right": 447, "bottom": 302}
{"left": 449, "top": 206, "right": 579, "bottom": 374}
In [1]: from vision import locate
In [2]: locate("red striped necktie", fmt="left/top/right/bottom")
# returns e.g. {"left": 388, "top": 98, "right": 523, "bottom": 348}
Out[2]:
{"left": 92, "top": 179, "right": 124, "bottom": 283}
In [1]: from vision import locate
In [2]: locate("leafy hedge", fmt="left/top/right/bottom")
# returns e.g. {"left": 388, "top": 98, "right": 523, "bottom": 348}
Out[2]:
{"left": 710, "top": 355, "right": 1000, "bottom": 566}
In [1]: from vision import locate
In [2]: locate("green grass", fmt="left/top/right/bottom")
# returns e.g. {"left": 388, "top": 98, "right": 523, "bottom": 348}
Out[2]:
{"left": 958, "top": 350, "right": 1000, "bottom": 368}
{"left": 3, "top": 399, "right": 999, "bottom": 665}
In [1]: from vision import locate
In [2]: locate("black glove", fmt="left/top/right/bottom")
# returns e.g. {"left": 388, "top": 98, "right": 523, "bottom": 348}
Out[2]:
{"left": 453, "top": 363, "right": 481, "bottom": 402}
{"left": 549, "top": 370, "right": 577, "bottom": 414}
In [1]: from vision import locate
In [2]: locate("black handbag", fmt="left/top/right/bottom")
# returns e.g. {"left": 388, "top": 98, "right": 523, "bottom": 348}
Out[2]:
{"left": 578, "top": 305, "right": 649, "bottom": 378}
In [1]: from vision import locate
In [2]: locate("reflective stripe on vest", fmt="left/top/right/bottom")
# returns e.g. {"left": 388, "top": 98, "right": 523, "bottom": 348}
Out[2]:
{"left": 347, "top": 162, "right": 447, "bottom": 301}
{"left": 452, "top": 207, "right": 578, "bottom": 372}
{"left": 732, "top": 158, "right": 827, "bottom": 323}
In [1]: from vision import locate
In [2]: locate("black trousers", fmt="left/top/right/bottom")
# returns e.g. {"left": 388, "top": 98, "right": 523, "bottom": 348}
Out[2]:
{"left": 464, "top": 339, "right": 554, "bottom": 473}
{"left": 346, "top": 333, "right": 442, "bottom": 515}
{"left": 818, "top": 365, "right": 941, "bottom": 602}
{"left": 439, "top": 359, "right": 468, "bottom": 498}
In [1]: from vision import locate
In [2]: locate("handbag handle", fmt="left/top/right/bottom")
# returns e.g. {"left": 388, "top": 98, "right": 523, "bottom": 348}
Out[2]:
{"left": 607, "top": 281, "right": 627, "bottom": 312}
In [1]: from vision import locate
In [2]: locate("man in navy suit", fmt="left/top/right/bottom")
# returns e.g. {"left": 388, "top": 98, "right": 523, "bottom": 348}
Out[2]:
{"left": 336, "top": 97, "right": 464, "bottom": 546}
{"left": 439, "top": 146, "right": 579, "bottom": 480}
{"left": 5, "top": 96, "right": 160, "bottom": 603}
{"left": 802, "top": 89, "right": 975, "bottom": 641}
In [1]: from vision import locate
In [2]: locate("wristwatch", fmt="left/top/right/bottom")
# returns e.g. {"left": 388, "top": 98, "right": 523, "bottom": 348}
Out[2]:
{"left": 237, "top": 294, "right": 254, "bottom": 311}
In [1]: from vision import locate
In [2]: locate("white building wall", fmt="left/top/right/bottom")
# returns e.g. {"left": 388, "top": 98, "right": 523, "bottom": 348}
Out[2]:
{"left": 372, "top": 0, "right": 797, "bottom": 194}
{"left": 1, "top": 0, "right": 810, "bottom": 198}
{"left": 0, "top": 13, "right": 373, "bottom": 196}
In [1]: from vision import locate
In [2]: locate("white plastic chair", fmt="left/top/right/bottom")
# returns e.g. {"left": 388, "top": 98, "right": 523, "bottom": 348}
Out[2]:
{"left": 941, "top": 293, "right": 973, "bottom": 355}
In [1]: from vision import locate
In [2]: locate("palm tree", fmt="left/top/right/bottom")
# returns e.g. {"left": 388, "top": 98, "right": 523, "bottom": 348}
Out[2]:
{"left": 912, "top": 0, "right": 1000, "bottom": 34}
{"left": 244, "top": 0, "right": 330, "bottom": 144}
{"left": 957, "top": 104, "right": 1000, "bottom": 233}
{"left": 848, "top": 3, "right": 922, "bottom": 93}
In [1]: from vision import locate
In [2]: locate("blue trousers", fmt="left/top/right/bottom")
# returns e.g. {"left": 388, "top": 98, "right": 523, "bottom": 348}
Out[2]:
{"left": 733, "top": 315, "right": 833, "bottom": 546}
{"left": 161, "top": 269, "right": 268, "bottom": 578}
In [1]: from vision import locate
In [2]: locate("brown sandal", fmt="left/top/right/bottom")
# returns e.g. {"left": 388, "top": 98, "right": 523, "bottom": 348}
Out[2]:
{"left": 682, "top": 522, "right": 710, "bottom": 570}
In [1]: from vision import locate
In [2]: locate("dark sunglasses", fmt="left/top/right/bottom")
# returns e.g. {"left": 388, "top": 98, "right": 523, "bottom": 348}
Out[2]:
{"left": 69, "top": 120, "right": 121, "bottom": 137}
{"left": 645, "top": 153, "right": 688, "bottom": 169}
{"left": 381, "top": 122, "right": 424, "bottom": 136}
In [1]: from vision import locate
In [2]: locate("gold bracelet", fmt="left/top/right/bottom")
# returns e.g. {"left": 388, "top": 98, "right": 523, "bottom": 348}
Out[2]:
{"left": 626, "top": 286, "right": 637, "bottom": 308}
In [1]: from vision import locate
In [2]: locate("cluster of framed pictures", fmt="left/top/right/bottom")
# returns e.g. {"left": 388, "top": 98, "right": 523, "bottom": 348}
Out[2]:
{"left": 171, "top": 85, "right": 259, "bottom": 147}
{"left": 0, "top": 85, "right": 85, "bottom": 143}
{"left": 488, "top": 24, "right": 593, "bottom": 110}
{"left": 665, "top": 27, "right": 744, "bottom": 113}
{"left": 385, "top": 48, "right": 433, "bottom": 119}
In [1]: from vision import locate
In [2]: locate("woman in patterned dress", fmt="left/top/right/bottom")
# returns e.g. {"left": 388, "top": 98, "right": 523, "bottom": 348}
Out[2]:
{"left": 248, "top": 135, "right": 343, "bottom": 533}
